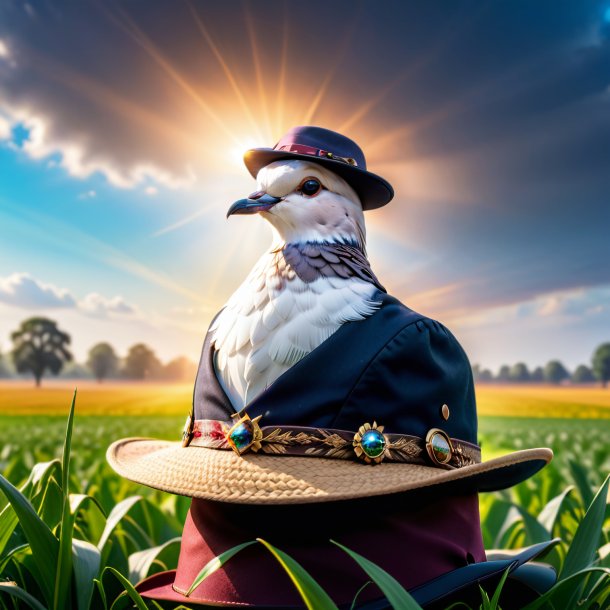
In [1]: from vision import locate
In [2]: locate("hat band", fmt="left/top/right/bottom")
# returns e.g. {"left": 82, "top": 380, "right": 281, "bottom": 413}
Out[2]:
{"left": 276, "top": 143, "right": 359, "bottom": 167}
{"left": 182, "top": 417, "right": 480, "bottom": 469}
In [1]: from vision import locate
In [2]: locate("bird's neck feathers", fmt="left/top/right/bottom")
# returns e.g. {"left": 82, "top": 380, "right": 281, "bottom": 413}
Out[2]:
{"left": 269, "top": 225, "right": 367, "bottom": 255}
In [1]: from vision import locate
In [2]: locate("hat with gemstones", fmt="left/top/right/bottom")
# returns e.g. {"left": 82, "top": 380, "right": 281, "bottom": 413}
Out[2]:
{"left": 107, "top": 294, "right": 556, "bottom": 607}
{"left": 107, "top": 293, "right": 551, "bottom": 504}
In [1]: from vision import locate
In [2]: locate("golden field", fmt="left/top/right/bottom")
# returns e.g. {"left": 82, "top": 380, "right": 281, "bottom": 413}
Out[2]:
{"left": 0, "top": 380, "right": 608, "bottom": 418}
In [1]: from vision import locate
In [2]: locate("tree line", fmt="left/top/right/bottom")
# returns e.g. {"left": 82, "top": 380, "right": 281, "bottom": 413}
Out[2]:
{"left": 0, "top": 316, "right": 197, "bottom": 386}
{"left": 2, "top": 316, "right": 610, "bottom": 387}
{"left": 473, "top": 344, "right": 610, "bottom": 387}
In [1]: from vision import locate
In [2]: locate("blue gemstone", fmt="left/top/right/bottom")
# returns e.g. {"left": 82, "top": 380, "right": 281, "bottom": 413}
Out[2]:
{"left": 230, "top": 421, "right": 253, "bottom": 450}
{"left": 361, "top": 429, "right": 386, "bottom": 458}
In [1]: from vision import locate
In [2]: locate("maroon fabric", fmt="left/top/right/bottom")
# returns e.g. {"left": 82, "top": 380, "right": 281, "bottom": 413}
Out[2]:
{"left": 139, "top": 494, "right": 485, "bottom": 607}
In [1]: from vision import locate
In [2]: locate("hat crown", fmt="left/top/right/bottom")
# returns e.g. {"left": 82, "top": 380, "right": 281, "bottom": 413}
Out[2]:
{"left": 273, "top": 125, "right": 367, "bottom": 170}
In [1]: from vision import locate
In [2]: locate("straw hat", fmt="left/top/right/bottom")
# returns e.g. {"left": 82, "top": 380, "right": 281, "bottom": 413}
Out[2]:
{"left": 107, "top": 294, "right": 552, "bottom": 504}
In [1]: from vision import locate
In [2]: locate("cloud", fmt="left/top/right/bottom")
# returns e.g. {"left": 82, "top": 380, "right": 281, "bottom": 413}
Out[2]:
{"left": 454, "top": 284, "right": 610, "bottom": 330}
{"left": 78, "top": 292, "right": 137, "bottom": 318}
{"left": 0, "top": 40, "right": 8, "bottom": 58}
{"left": 536, "top": 287, "right": 610, "bottom": 318}
{"left": 0, "top": 2, "right": 234, "bottom": 190}
{"left": 0, "top": 272, "right": 137, "bottom": 318}
{"left": 0, "top": 114, "right": 10, "bottom": 139}
{"left": 0, "top": 273, "right": 76, "bottom": 309}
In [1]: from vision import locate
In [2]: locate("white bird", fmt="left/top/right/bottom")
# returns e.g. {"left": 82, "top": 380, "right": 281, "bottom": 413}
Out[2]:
{"left": 210, "top": 159, "right": 385, "bottom": 409}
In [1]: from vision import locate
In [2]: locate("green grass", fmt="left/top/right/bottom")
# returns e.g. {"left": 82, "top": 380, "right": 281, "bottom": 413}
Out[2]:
{"left": 0, "top": 391, "right": 609, "bottom": 609}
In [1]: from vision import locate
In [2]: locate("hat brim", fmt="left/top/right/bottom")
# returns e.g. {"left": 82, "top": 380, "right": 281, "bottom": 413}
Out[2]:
{"left": 107, "top": 438, "right": 552, "bottom": 505}
{"left": 243, "top": 148, "right": 394, "bottom": 211}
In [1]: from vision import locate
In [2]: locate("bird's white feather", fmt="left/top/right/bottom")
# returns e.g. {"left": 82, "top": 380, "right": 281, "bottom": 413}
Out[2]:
{"left": 210, "top": 251, "right": 380, "bottom": 409}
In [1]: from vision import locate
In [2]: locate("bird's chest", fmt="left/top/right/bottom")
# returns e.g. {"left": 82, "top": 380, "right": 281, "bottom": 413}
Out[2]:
{"left": 210, "top": 251, "right": 379, "bottom": 408}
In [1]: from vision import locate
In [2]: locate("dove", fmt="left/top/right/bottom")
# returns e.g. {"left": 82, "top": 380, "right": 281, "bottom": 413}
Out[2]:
{"left": 211, "top": 158, "right": 386, "bottom": 408}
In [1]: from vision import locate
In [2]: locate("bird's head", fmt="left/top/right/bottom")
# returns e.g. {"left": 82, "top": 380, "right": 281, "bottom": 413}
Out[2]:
{"left": 227, "top": 160, "right": 366, "bottom": 247}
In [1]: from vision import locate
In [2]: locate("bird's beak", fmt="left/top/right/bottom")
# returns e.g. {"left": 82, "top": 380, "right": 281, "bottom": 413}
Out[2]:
{"left": 226, "top": 192, "right": 283, "bottom": 218}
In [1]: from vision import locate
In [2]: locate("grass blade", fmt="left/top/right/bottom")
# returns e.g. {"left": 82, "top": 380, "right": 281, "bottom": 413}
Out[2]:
{"left": 97, "top": 496, "right": 142, "bottom": 552}
{"left": 569, "top": 459, "right": 595, "bottom": 508}
{"left": 185, "top": 540, "right": 256, "bottom": 596}
{"left": 0, "top": 475, "right": 58, "bottom": 607}
{"left": 516, "top": 506, "right": 551, "bottom": 544}
{"left": 72, "top": 538, "right": 101, "bottom": 610}
{"left": 0, "top": 461, "right": 60, "bottom": 557}
{"left": 103, "top": 566, "right": 149, "bottom": 610}
{"left": 0, "top": 582, "right": 48, "bottom": 610}
{"left": 489, "top": 566, "right": 511, "bottom": 609}
{"left": 561, "top": 475, "right": 610, "bottom": 580}
{"left": 61, "top": 390, "right": 76, "bottom": 496}
{"left": 331, "top": 540, "right": 422, "bottom": 610}
{"left": 537, "top": 486, "right": 575, "bottom": 535}
{"left": 69, "top": 493, "right": 106, "bottom": 520}
{"left": 93, "top": 578, "right": 107, "bottom": 610}
{"left": 128, "top": 537, "right": 181, "bottom": 584}
{"left": 53, "top": 390, "right": 77, "bottom": 610}
{"left": 257, "top": 538, "right": 339, "bottom": 610}
{"left": 522, "top": 567, "right": 610, "bottom": 610}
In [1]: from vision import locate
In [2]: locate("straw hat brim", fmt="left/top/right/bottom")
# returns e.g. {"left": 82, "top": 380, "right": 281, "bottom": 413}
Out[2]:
{"left": 106, "top": 438, "right": 552, "bottom": 504}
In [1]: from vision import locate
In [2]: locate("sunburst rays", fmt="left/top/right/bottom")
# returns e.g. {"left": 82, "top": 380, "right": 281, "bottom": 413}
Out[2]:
{"left": 93, "top": 0, "right": 478, "bottom": 318}
{"left": 100, "top": 1, "right": 242, "bottom": 145}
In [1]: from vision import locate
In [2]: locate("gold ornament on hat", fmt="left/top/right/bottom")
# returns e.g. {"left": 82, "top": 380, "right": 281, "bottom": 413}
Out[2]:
{"left": 425, "top": 428, "right": 454, "bottom": 467}
{"left": 226, "top": 410, "right": 263, "bottom": 456}
{"left": 353, "top": 421, "right": 388, "bottom": 464}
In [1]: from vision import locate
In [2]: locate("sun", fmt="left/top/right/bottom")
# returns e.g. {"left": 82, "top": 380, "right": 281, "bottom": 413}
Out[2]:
{"left": 228, "top": 136, "right": 262, "bottom": 171}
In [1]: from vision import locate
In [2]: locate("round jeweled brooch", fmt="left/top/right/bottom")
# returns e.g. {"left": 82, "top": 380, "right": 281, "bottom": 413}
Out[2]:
{"left": 226, "top": 411, "right": 263, "bottom": 455}
{"left": 353, "top": 422, "right": 387, "bottom": 464}
{"left": 425, "top": 428, "right": 453, "bottom": 466}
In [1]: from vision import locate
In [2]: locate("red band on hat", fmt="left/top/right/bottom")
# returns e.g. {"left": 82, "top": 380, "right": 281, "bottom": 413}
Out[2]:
{"left": 276, "top": 143, "right": 358, "bottom": 166}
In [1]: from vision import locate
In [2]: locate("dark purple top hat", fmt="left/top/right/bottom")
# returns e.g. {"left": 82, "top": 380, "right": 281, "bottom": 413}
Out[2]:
{"left": 244, "top": 125, "right": 394, "bottom": 210}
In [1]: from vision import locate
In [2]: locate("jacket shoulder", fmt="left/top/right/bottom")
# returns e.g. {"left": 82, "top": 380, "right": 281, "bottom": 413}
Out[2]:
{"left": 336, "top": 292, "right": 477, "bottom": 443}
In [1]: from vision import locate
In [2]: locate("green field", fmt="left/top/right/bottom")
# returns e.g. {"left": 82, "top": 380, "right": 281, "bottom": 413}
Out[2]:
{"left": 0, "top": 384, "right": 608, "bottom": 609}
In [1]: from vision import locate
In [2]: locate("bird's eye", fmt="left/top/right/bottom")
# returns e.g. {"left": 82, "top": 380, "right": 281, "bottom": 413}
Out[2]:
{"left": 298, "top": 178, "right": 323, "bottom": 198}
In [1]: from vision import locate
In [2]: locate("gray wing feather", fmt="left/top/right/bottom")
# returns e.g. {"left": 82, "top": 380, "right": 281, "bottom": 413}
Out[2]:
{"left": 282, "top": 242, "right": 386, "bottom": 292}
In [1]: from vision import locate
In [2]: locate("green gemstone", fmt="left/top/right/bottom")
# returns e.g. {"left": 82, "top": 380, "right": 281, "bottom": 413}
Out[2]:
{"left": 361, "top": 429, "right": 386, "bottom": 458}
{"left": 230, "top": 421, "right": 253, "bottom": 450}
{"left": 431, "top": 433, "right": 450, "bottom": 462}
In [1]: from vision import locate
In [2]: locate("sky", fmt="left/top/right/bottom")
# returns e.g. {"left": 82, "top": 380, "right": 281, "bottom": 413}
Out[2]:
{"left": 0, "top": 0, "right": 609, "bottom": 373}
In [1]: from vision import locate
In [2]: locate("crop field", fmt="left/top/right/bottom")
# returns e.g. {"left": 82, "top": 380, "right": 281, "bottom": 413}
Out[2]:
{"left": 0, "top": 384, "right": 608, "bottom": 609}
{"left": 1, "top": 381, "right": 609, "bottom": 418}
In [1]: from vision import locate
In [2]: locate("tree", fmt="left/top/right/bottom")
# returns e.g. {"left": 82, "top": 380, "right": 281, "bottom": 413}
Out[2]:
{"left": 592, "top": 343, "right": 610, "bottom": 388}
{"left": 530, "top": 366, "right": 544, "bottom": 382}
{"left": 87, "top": 342, "right": 119, "bottom": 382}
{"left": 497, "top": 365, "right": 511, "bottom": 382}
{"left": 472, "top": 364, "right": 493, "bottom": 382}
{"left": 572, "top": 364, "right": 595, "bottom": 384}
{"left": 479, "top": 368, "right": 493, "bottom": 382}
{"left": 543, "top": 360, "right": 569, "bottom": 385}
{"left": 10, "top": 317, "right": 72, "bottom": 386}
{"left": 509, "top": 362, "right": 530, "bottom": 382}
{"left": 163, "top": 356, "right": 197, "bottom": 382}
{"left": 122, "top": 343, "right": 161, "bottom": 380}
{"left": 0, "top": 349, "right": 13, "bottom": 378}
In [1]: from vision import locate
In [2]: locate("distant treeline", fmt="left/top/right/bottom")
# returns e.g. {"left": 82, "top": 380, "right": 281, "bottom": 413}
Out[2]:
{"left": 0, "top": 316, "right": 197, "bottom": 385}
{"left": 2, "top": 316, "right": 610, "bottom": 387}
{"left": 472, "top": 344, "right": 610, "bottom": 386}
